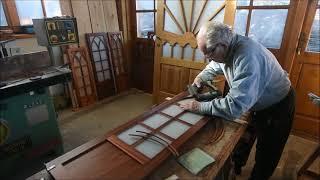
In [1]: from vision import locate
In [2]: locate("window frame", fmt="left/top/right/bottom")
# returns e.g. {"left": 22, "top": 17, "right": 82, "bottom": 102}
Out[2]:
{"left": 135, "top": 0, "right": 157, "bottom": 39}
{"left": 0, "top": 0, "right": 59, "bottom": 34}
{"left": 236, "top": 0, "right": 291, "bottom": 49}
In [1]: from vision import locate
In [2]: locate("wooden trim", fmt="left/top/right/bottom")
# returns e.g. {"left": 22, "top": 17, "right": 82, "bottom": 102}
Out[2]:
{"left": 161, "top": 57, "right": 206, "bottom": 70}
{"left": 163, "top": 3, "right": 184, "bottom": 34}
{"left": 245, "top": 0, "right": 253, "bottom": 36}
{"left": 192, "top": 0, "right": 208, "bottom": 33}
{"left": 136, "top": 10, "right": 156, "bottom": 13}
{"left": 41, "top": 0, "right": 47, "bottom": 17}
{"left": 189, "top": 0, "right": 195, "bottom": 32}
{"left": 2, "top": 0, "right": 20, "bottom": 28}
{"left": 179, "top": 0, "right": 188, "bottom": 32}
{"left": 279, "top": 0, "right": 308, "bottom": 71}
{"left": 224, "top": 0, "right": 236, "bottom": 27}
{"left": 237, "top": 5, "right": 290, "bottom": 9}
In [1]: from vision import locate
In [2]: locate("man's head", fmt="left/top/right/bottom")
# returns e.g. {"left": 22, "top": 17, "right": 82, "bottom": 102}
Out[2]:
{"left": 197, "top": 21, "right": 234, "bottom": 63}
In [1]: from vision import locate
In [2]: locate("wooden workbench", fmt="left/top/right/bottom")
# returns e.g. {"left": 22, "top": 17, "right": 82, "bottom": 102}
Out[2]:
{"left": 27, "top": 94, "right": 250, "bottom": 180}
{"left": 148, "top": 114, "right": 250, "bottom": 179}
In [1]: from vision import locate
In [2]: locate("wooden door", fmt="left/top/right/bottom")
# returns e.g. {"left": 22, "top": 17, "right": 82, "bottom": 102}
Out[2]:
{"left": 291, "top": 0, "right": 320, "bottom": 139}
{"left": 107, "top": 32, "right": 130, "bottom": 92}
{"left": 153, "top": 0, "right": 236, "bottom": 103}
{"left": 86, "top": 33, "right": 116, "bottom": 99}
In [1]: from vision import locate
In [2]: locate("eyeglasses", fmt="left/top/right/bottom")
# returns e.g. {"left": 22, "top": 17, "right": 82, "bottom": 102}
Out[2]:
{"left": 204, "top": 44, "right": 220, "bottom": 60}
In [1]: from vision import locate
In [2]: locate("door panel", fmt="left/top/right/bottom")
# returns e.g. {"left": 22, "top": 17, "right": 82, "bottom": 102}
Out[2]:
{"left": 153, "top": 0, "right": 236, "bottom": 103}
{"left": 291, "top": 0, "right": 320, "bottom": 139}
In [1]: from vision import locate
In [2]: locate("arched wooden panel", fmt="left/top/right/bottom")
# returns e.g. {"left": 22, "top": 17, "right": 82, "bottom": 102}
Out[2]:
{"left": 67, "top": 47, "right": 97, "bottom": 107}
{"left": 86, "top": 33, "right": 116, "bottom": 99}
{"left": 107, "top": 32, "right": 129, "bottom": 92}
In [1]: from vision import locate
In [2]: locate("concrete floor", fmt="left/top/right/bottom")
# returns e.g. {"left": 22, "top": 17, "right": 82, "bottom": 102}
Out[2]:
{"left": 8, "top": 90, "right": 319, "bottom": 179}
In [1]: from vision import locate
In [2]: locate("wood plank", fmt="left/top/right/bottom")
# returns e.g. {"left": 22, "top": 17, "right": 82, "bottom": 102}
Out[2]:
{"left": 59, "top": 0, "right": 73, "bottom": 16}
{"left": 223, "top": 0, "right": 237, "bottom": 27}
{"left": 102, "top": 0, "right": 120, "bottom": 32}
{"left": 88, "top": 0, "right": 107, "bottom": 33}
{"left": 70, "top": 0, "right": 92, "bottom": 45}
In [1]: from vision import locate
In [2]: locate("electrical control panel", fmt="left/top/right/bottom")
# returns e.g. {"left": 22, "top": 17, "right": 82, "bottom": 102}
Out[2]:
{"left": 33, "top": 17, "right": 79, "bottom": 46}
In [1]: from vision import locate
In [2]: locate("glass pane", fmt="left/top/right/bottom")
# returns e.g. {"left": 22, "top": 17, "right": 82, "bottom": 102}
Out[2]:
{"left": 234, "top": 9, "right": 249, "bottom": 36}
{"left": 136, "top": 0, "right": 154, "bottom": 10}
{"left": 135, "top": 133, "right": 171, "bottom": 159}
{"left": 0, "top": 1, "right": 7, "bottom": 26}
{"left": 307, "top": 9, "right": 320, "bottom": 52}
{"left": 160, "top": 121, "right": 190, "bottom": 139}
{"left": 162, "top": 43, "right": 171, "bottom": 57}
{"left": 183, "top": 44, "right": 193, "bottom": 60}
{"left": 95, "top": 62, "right": 102, "bottom": 71}
{"left": 93, "top": 52, "right": 100, "bottom": 62}
{"left": 211, "top": 8, "right": 225, "bottom": 23}
{"left": 253, "top": 0, "right": 290, "bottom": 6}
{"left": 104, "top": 70, "right": 110, "bottom": 80}
{"left": 97, "top": 72, "right": 104, "bottom": 82}
{"left": 249, "top": 9, "right": 288, "bottom": 48}
{"left": 164, "top": 10, "right": 183, "bottom": 35}
{"left": 191, "top": 0, "right": 206, "bottom": 32}
{"left": 101, "top": 50, "right": 107, "bottom": 60}
{"left": 117, "top": 125, "right": 151, "bottom": 145}
{"left": 44, "top": 0, "right": 62, "bottom": 17}
{"left": 172, "top": 44, "right": 182, "bottom": 59}
{"left": 166, "top": 0, "right": 185, "bottom": 32}
{"left": 102, "top": 60, "right": 109, "bottom": 69}
{"left": 15, "top": 0, "right": 44, "bottom": 25}
{"left": 237, "top": 0, "right": 250, "bottom": 6}
{"left": 195, "top": 48, "right": 205, "bottom": 62}
{"left": 193, "top": 0, "right": 225, "bottom": 33}
{"left": 161, "top": 105, "right": 184, "bottom": 117}
{"left": 179, "top": 112, "right": 204, "bottom": 125}
{"left": 137, "top": 12, "right": 154, "bottom": 38}
{"left": 142, "top": 114, "right": 170, "bottom": 129}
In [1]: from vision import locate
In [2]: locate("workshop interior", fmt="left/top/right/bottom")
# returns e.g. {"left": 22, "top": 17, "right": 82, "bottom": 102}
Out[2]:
{"left": 0, "top": 0, "right": 319, "bottom": 179}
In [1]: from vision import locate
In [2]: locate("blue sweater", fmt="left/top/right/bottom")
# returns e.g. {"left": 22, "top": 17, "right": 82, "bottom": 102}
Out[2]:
{"left": 198, "top": 35, "right": 291, "bottom": 120}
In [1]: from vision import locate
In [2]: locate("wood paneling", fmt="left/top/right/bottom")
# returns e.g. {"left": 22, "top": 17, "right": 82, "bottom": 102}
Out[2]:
{"left": 70, "top": 0, "right": 92, "bottom": 45}
{"left": 102, "top": 0, "right": 120, "bottom": 32}
{"left": 160, "top": 64, "right": 189, "bottom": 95}
{"left": 88, "top": 0, "right": 107, "bottom": 33}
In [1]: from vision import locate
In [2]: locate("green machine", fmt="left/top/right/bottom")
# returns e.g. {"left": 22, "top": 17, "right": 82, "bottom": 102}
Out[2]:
{"left": 0, "top": 87, "right": 63, "bottom": 177}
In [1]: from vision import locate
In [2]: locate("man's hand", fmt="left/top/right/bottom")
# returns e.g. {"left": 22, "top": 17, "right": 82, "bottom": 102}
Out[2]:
{"left": 193, "top": 76, "right": 203, "bottom": 88}
{"left": 180, "top": 100, "right": 201, "bottom": 112}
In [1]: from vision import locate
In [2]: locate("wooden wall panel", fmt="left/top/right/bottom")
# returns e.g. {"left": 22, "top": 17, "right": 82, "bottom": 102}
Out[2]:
{"left": 60, "top": 0, "right": 73, "bottom": 16}
{"left": 88, "top": 0, "right": 107, "bottom": 33}
{"left": 160, "top": 64, "right": 189, "bottom": 95}
{"left": 102, "top": 0, "right": 120, "bottom": 32}
{"left": 70, "top": 0, "right": 92, "bottom": 45}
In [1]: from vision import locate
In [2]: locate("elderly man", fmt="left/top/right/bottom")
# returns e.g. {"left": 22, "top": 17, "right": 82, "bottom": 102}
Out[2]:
{"left": 180, "top": 22, "right": 295, "bottom": 180}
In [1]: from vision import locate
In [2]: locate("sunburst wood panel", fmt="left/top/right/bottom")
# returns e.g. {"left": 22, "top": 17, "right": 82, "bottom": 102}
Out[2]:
{"left": 86, "top": 33, "right": 116, "bottom": 99}
{"left": 107, "top": 32, "right": 129, "bottom": 92}
{"left": 67, "top": 47, "right": 97, "bottom": 107}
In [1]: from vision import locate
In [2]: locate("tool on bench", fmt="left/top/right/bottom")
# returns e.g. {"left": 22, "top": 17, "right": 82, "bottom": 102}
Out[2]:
{"left": 187, "top": 81, "right": 222, "bottom": 102}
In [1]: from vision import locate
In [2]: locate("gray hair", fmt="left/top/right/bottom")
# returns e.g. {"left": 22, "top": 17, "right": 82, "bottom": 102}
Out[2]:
{"left": 206, "top": 21, "right": 234, "bottom": 50}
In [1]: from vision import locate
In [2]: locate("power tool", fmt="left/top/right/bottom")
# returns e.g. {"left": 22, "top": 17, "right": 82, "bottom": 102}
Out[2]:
{"left": 187, "top": 81, "right": 222, "bottom": 102}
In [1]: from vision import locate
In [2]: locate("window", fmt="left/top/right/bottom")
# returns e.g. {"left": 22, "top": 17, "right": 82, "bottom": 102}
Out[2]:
{"left": 136, "top": 0, "right": 156, "bottom": 38}
{"left": 306, "top": 8, "right": 320, "bottom": 52}
{"left": 0, "top": 0, "right": 61, "bottom": 31}
{"left": 0, "top": 1, "right": 7, "bottom": 26}
{"left": 234, "top": 0, "right": 290, "bottom": 49}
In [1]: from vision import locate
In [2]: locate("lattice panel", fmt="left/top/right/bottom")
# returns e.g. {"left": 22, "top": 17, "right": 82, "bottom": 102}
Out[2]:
{"left": 67, "top": 47, "right": 97, "bottom": 107}
{"left": 86, "top": 33, "right": 116, "bottom": 99}
{"left": 107, "top": 32, "right": 129, "bottom": 92}
{"left": 107, "top": 97, "right": 208, "bottom": 164}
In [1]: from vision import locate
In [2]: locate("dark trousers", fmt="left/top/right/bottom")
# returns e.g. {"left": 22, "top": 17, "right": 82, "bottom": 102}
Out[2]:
{"left": 232, "top": 87, "right": 296, "bottom": 180}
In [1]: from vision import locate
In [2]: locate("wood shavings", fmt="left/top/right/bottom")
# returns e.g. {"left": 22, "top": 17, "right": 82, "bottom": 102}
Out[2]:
{"left": 205, "top": 119, "right": 225, "bottom": 145}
